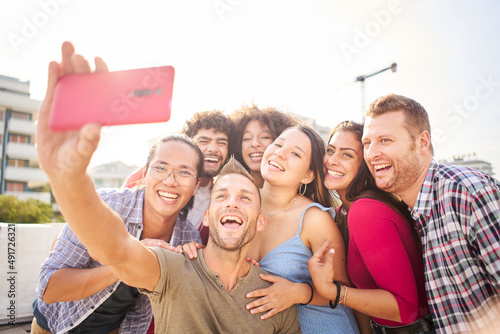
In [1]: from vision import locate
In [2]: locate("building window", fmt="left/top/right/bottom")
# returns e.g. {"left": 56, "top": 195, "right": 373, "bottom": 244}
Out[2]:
{"left": 11, "top": 111, "right": 31, "bottom": 120}
{"left": 8, "top": 158, "right": 29, "bottom": 167}
{"left": 9, "top": 133, "right": 30, "bottom": 144}
{"left": 6, "top": 181, "right": 25, "bottom": 192}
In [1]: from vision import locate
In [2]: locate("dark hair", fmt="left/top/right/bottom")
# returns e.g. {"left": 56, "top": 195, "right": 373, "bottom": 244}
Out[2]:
{"left": 144, "top": 134, "right": 203, "bottom": 217}
{"left": 366, "top": 93, "right": 433, "bottom": 154}
{"left": 214, "top": 156, "right": 261, "bottom": 204}
{"left": 333, "top": 120, "right": 422, "bottom": 250}
{"left": 229, "top": 104, "right": 299, "bottom": 170}
{"left": 182, "top": 110, "right": 234, "bottom": 154}
{"left": 290, "top": 125, "right": 332, "bottom": 208}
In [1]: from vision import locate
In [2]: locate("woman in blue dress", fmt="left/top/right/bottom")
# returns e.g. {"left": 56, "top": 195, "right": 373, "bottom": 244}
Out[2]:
{"left": 245, "top": 125, "right": 360, "bottom": 334}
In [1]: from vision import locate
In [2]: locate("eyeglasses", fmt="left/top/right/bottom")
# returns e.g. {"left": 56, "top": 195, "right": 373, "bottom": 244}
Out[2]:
{"left": 149, "top": 165, "right": 197, "bottom": 186}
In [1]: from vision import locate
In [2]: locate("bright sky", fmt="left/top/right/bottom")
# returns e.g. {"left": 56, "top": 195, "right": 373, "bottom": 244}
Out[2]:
{"left": 1, "top": 0, "right": 499, "bottom": 175}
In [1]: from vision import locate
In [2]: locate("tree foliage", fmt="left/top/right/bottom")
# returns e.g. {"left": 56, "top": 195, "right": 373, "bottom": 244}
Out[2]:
{"left": 0, "top": 195, "right": 55, "bottom": 223}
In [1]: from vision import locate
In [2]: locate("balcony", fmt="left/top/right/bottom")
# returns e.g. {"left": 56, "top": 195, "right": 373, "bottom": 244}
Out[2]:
{"left": 4, "top": 190, "right": 51, "bottom": 203}
{"left": 0, "top": 90, "right": 40, "bottom": 112}
{"left": 5, "top": 142, "right": 37, "bottom": 160}
{"left": 4, "top": 166, "right": 48, "bottom": 183}
{"left": 8, "top": 117, "right": 36, "bottom": 134}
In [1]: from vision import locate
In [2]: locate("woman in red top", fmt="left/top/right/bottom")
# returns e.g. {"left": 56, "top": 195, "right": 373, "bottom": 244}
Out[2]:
{"left": 308, "top": 121, "right": 433, "bottom": 334}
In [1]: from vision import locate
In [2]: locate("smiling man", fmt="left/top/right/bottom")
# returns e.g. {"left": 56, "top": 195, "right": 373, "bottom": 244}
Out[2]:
{"left": 182, "top": 110, "right": 233, "bottom": 244}
{"left": 35, "top": 42, "right": 300, "bottom": 334}
{"left": 362, "top": 93, "right": 500, "bottom": 334}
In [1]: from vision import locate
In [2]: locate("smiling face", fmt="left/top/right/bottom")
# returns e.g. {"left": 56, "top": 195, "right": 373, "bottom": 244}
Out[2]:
{"left": 144, "top": 141, "right": 200, "bottom": 220}
{"left": 323, "top": 131, "right": 364, "bottom": 199}
{"left": 241, "top": 120, "right": 274, "bottom": 172}
{"left": 192, "top": 128, "right": 229, "bottom": 179}
{"left": 204, "top": 173, "right": 265, "bottom": 251}
{"left": 362, "top": 111, "right": 423, "bottom": 195}
{"left": 261, "top": 128, "right": 314, "bottom": 188}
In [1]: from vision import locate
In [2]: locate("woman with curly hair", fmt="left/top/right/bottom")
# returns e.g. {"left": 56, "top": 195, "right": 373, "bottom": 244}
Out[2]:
{"left": 230, "top": 104, "right": 298, "bottom": 188}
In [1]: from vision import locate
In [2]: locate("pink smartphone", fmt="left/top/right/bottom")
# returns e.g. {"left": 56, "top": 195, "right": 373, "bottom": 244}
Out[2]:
{"left": 49, "top": 66, "right": 174, "bottom": 131}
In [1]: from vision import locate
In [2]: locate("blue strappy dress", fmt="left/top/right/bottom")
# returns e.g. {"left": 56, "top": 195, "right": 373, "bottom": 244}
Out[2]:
{"left": 259, "top": 203, "right": 360, "bottom": 334}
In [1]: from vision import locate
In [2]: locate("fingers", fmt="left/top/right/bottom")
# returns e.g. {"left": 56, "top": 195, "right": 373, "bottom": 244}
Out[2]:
{"left": 311, "top": 240, "right": 332, "bottom": 262}
{"left": 72, "top": 54, "right": 91, "bottom": 74}
{"left": 38, "top": 61, "right": 61, "bottom": 130}
{"left": 78, "top": 123, "right": 101, "bottom": 161}
{"left": 94, "top": 57, "right": 109, "bottom": 72}
{"left": 182, "top": 241, "right": 204, "bottom": 259}
{"left": 259, "top": 274, "right": 278, "bottom": 283}
{"left": 246, "top": 288, "right": 267, "bottom": 299}
{"left": 61, "top": 41, "right": 75, "bottom": 74}
{"left": 324, "top": 247, "right": 336, "bottom": 266}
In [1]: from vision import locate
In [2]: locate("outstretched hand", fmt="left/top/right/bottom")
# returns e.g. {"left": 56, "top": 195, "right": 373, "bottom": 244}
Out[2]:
{"left": 36, "top": 42, "right": 108, "bottom": 182}
{"left": 307, "top": 240, "right": 337, "bottom": 300}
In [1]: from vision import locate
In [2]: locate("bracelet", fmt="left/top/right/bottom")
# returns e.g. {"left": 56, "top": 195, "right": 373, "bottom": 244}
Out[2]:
{"left": 329, "top": 281, "right": 341, "bottom": 309}
{"left": 300, "top": 282, "right": 314, "bottom": 305}
{"left": 339, "top": 285, "right": 348, "bottom": 305}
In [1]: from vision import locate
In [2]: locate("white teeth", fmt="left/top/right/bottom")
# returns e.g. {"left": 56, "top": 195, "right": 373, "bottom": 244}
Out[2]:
{"left": 158, "top": 191, "right": 179, "bottom": 200}
{"left": 204, "top": 157, "right": 219, "bottom": 162}
{"left": 221, "top": 215, "right": 243, "bottom": 224}
{"left": 374, "top": 163, "right": 392, "bottom": 171}
{"left": 327, "top": 170, "right": 344, "bottom": 177}
{"left": 250, "top": 153, "right": 263, "bottom": 158}
{"left": 269, "top": 161, "right": 284, "bottom": 171}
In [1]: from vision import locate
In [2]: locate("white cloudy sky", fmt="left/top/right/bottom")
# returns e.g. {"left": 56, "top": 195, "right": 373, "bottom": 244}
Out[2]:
{"left": 1, "top": 0, "right": 499, "bottom": 175}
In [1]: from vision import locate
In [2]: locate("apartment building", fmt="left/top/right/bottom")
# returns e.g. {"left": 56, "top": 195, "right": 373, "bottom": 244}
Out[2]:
{"left": 0, "top": 75, "right": 50, "bottom": 203}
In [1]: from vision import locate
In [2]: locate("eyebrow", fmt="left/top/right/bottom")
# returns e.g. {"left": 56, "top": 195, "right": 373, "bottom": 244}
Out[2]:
{"left": 213, "top": 187, "right": 255, "bottom": 196}
{"left": 152, "top": 161, "right": 194, "bottom": 170}
{"left": 196, "top": 136, "right": 228, "bottom": 142}
{"left": 327, "top": 144, "right": 359, "bottom": 153}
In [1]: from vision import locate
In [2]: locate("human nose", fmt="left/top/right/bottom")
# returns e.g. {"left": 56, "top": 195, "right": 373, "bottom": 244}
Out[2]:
{"left": 225, "top": 193, "right": 239, "bottom": 208}
{"left": 273, "top": 146, "right": 286, "bottom": 160}
{"left": 326, "top": 152, "right": 339, "bottom": 166}
{"left": 250, "top": 136, "right": 261, "bottom": 148}
{"left": 162, "top": 169, "right": 178, "bottom": 185}
{"left": 364, "top": 143, "right": 380, "bottom": 162}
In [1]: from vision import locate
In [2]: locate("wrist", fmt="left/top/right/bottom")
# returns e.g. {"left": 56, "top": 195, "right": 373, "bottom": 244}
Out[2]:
{"left": 299, "top": 282, "right": 314, "bottom": 305}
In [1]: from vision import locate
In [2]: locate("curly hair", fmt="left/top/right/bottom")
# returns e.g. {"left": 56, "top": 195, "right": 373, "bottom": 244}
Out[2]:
{"left": 181, "top": 110, "right": 233, "bottom": 142}
{"left": 229, "top": 104, "right": 300, "bottom": 170}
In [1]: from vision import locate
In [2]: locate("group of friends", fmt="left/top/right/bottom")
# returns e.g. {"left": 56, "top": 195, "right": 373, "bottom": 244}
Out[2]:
{"left": 31, "top": 42, "right": 500, "bottom": 334}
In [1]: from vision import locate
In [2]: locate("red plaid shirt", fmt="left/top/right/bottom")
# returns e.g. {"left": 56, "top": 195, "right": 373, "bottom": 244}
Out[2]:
{"left": 412, "top": 160, "right": 500, "bottom": 333}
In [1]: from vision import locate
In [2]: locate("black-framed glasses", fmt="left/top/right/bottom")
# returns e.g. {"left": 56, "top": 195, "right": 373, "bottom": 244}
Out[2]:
{"left": 149, "top": 164, "right": 197, "bottom": 186}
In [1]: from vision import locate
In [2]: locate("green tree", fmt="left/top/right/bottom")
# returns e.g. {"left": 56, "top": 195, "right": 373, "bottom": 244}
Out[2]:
{"left": 0, "top": 195, "right": 55, "bottom": 223}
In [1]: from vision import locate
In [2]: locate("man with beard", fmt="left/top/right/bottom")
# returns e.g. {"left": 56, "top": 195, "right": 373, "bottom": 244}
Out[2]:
{"left": 362, "top": 93, "right": 500, "bottom": 334}
{"left": 182, "top": 110, "right": 232, "bottom": 244}
{"left": 35, "top": 42, "right": 300, "bottom": 333}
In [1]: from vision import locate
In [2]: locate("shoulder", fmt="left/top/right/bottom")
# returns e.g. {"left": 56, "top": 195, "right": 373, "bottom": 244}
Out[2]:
{"left": 435, "top": 163, "right": 499, "bottom": 196}
{"left": 349, "top": 198, "right": 404, "bottom": 230}
{"left": 98, "top": 187, "right": 143, "bottom": 202}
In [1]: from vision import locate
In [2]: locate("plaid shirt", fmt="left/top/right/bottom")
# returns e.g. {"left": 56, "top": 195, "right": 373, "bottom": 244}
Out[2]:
{"left": 412, "top": 160, "right": 500, "bottom": 333}
{"left": 36, "top": 187, "right": 201, "bottom": 334}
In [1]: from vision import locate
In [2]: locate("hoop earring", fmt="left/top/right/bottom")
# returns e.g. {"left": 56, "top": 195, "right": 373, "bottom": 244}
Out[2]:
{"left": 299, "top": 183, "right": 307, "bottom": 196}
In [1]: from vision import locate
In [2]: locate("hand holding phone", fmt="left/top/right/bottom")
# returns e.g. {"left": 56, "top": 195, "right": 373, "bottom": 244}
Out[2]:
{"left": 49, "top": 66, "right": 174, "bottom": 131}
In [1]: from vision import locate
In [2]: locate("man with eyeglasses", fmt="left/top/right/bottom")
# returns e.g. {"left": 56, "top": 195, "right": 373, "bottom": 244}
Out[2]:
{"left": 122, "top": 111, "right": 232, "bottom": 246}
{"left": 32, "top": 103, "right": 203, "bottom": 333}
{"left": 34, "top": 42, "right": 300, "bottom": 334}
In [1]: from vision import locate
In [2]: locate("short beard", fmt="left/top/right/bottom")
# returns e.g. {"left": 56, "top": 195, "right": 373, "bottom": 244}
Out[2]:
{"left": 202, "top": 168, "right": 220, "bottom": 179}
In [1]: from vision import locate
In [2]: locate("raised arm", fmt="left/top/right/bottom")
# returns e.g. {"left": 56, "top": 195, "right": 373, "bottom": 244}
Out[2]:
{"left": 36, "top": 42, "right": 159, "bottom": 291}
{"left": 309, "top": 199, "right": 422, "bottom": 324}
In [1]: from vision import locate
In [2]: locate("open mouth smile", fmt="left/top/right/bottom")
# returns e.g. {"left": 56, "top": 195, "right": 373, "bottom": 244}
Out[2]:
{"left": 158, "top": 190, "right": 179, "bottom": 202}
{"left": 268, "top": 160, "right": 285, "bottom": 171}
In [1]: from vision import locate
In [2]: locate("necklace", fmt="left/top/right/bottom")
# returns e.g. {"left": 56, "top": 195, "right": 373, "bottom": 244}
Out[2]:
{"left": 261, "top": 197, "right": 296, "bottom": 217}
